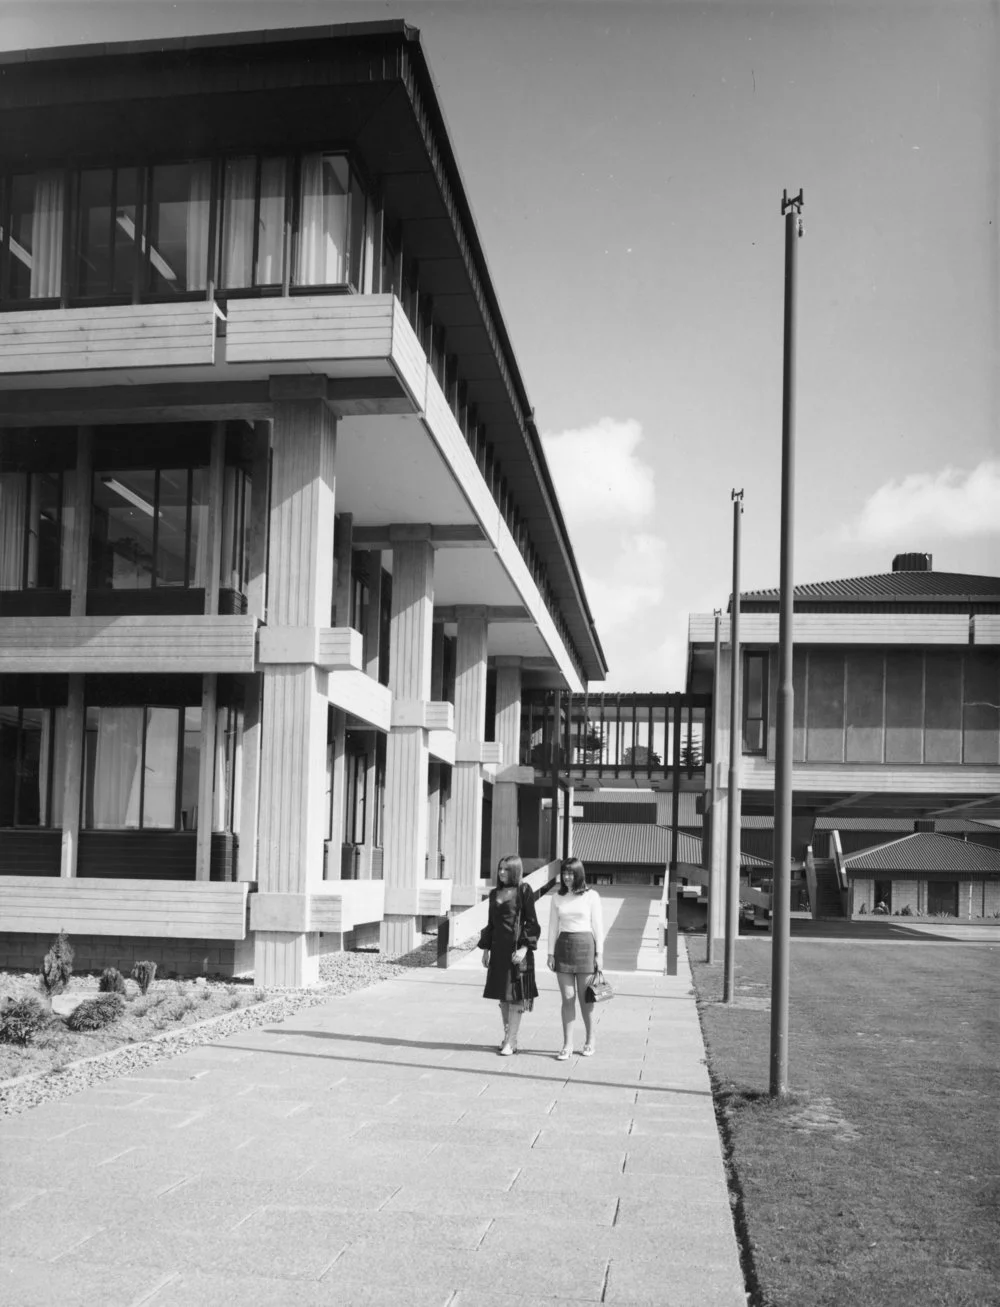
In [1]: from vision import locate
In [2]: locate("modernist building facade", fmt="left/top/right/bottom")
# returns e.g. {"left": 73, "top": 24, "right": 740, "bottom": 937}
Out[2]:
{"left": 688, "top": 554, "right": 1000, "bottom": 929}
{"left": 0, "top": 23, "right": 607, "bottom": 986}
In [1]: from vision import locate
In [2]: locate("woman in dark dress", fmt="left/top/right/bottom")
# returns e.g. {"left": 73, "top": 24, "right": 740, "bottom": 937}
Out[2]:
{"left": 478, "top": 854, "right": 540, "bottom": 1055}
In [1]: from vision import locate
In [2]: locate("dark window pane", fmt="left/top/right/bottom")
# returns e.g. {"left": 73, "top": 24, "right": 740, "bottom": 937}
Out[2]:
{"left": 76, "top": 169, "right": 114, "bottom": 297}
{"left": 257, "top": 158, "right": 286, "bottom": 286}
{"left": 156, "top": 468, "right": 189, "bottom": 587}
{"left": 180, "top": 706, "right": 201, "bottom": 830}
{"left": 147, "top": 162, "right": 210, "bottom": 294}
{"left": 92, "top": 470, "right": 156, "bottom": 589}
{"left": 0, "top": 707, "right": 18, "bottom": 825}
{"left": 348, "top": 170, "right": 366, "bottom": 290}
{"left": 189, "top": 467, "right": 207, "bottom": 587}
{"left": 16, "top": 707, "right": 44, "bottom": 826}
{"left": 0, "top": 472, "right": 27, "bottom": 589}
{"left": 112, "top": 167, "right": 139, "bottom": 297}
{"left": 31, "top": 471, "right": 62, "bottom": 589}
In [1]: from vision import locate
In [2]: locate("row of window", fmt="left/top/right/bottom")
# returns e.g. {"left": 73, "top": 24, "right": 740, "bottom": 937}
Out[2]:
{"left": 0, "top": 153, "right": 368, "bottom": 305}
{"left": 0, "top": 703, "right": 240, "bottom": 832}
{"left": 0, "top": 465, "right": 249, "bottom": 594}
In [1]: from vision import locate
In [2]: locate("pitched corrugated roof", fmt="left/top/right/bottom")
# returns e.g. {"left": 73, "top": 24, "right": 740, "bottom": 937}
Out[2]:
{"left": 739, "top": 570, "right": 1000, "bottom": 604}
{"left": 578, "top": 790, "right": 656, "bottom": 804}
{"left": 815, "top": 816, "right": 996, "bottom": 833}
{"left": 653, "top": 792, "right": 703, "bottom": 827}
{"left": 842, "top": 832, "right": 1000, "bottom": 874}
{"left": 572, "top": 823, "right": 769, "bottom": 869}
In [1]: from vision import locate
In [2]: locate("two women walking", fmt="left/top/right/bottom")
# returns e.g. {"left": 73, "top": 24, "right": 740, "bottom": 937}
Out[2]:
{"left": 480, "top": 855, "right": 604, "bottom": 1059}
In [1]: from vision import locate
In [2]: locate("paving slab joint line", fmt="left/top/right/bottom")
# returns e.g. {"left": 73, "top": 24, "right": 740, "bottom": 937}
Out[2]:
{"left": 128, "top": 1270, "right": 180, "bottom": 1307}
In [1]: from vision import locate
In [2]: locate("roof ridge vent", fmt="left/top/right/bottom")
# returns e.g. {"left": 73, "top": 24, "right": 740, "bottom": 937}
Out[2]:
{"left": 892, "top": 552, "right": 932, "bottom": 572}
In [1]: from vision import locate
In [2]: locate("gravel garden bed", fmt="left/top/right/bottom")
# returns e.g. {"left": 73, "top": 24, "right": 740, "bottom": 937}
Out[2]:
{"left": 0, "top": 940, "right": 474, "bottom": 1118}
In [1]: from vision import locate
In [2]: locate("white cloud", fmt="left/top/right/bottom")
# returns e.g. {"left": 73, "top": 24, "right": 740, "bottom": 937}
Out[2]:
{"left": 846, "top": 461, "right": 1000, "bottom": 543}
{"left": 541, "top": 417, "right": 655, "bottom": 523}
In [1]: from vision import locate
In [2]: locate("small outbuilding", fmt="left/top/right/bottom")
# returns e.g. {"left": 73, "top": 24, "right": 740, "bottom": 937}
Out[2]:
{"left": 844, "top": 832, "right": 1000, "bottom": 919}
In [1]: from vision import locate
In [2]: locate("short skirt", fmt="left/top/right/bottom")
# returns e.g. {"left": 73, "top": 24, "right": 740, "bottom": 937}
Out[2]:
{"left": 553, "top": 931, "right": 596, "bottom": 975}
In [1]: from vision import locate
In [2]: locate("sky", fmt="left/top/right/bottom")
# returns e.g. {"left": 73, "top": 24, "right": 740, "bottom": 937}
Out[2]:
{"left": 2, "top": 0, "right": 997, "bottom": 688}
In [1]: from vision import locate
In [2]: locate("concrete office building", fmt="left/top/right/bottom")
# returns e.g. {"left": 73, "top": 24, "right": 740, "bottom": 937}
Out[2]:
{"left": 0, "top": 22, "right": 607, "bottom": 986}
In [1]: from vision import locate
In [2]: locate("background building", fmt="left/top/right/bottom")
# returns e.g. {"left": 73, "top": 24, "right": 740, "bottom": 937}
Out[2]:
{"left": 0, "top": 22, "right": 607, "bottom": 986}
{"left": 688, "top": 553, "right": 1000, "bottom": 932}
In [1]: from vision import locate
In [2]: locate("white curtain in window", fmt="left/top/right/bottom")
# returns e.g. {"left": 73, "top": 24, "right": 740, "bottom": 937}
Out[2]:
{"left": 0, "top": 473, "right": 26, "bottom": 589}
{"left": 30, "top": 171, "right": 64, "bottom": 299}
{"left": 220, "top": 157, "right": 256, "bottom": 289}
{"left": 213, "top": 707, "right": 228, "bottom": 832}
{"left": 92, "top": 707, "right": 142, "bottom": 828}
{"left": 295, "top": 154, "right": 347, "bottom": 285}
{"left": 186, "top": 161, "right": 211, "bottom": 292}
{"left": 143, "top": 707, "right": 178, "bottom": 828}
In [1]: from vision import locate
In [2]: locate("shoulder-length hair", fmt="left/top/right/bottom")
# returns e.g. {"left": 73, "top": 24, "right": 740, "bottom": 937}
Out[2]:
{"left": 559, "top": 857, "right": 587, "bottom": 894}
{"left": 497, "top": 854, "right": 523, "bottom": 886}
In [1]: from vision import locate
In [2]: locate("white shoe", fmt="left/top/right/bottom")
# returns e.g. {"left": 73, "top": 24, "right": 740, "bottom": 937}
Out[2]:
{"left": 555, "top": 1047, "right": 571, "bottom": 1061}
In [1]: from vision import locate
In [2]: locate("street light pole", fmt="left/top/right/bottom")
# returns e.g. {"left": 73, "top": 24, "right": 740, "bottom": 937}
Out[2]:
{"left": 706, "top": 607, "right": 722, "bottom": 965}
{"left": 770, "top": 189, "right": 803, "bottom": 1097}
{"left": 722, "top": 490, "right": 743, "bottom": 1004}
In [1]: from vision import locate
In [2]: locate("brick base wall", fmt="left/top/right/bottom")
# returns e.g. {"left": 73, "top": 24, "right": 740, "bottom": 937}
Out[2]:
{"left": 0, "top": 933, "right": 254, "bottom": 980}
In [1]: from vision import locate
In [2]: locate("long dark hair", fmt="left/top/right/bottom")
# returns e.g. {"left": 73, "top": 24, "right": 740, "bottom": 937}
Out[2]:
{"left": 558, "top": 857, "right": 587, "bottom": 895}
{"left": 497, "top": 854, "right": 523, "bottom": 886}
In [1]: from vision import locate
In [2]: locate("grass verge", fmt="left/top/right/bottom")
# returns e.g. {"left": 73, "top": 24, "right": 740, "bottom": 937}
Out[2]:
{"left": 691, "top": 939, "right": 1000, "bottom": 1307}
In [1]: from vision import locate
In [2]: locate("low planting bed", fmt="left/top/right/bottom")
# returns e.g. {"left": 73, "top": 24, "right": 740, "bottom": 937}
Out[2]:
{"left": 691, "top": 939, "right": 1000, "bottom": 1307}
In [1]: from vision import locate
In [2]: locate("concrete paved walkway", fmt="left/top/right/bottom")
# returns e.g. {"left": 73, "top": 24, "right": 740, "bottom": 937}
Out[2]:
{"left": 0, "top": 889, "right": 745, "bottom": 1307}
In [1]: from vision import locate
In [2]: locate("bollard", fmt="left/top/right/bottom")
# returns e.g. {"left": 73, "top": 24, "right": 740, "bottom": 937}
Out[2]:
{"left": 436, "top": 914, "right": 450, "bottom": 967}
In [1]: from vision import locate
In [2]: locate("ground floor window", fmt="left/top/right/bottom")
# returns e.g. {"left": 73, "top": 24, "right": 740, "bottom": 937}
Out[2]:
{"left": 0, "top": 705, "right": 66, "bottom": 826}
{"left": 926, "top": 880, "right": 958, "bottom": 917}
{"left": 83, "top": 704, "right": 201, "bottom": 830}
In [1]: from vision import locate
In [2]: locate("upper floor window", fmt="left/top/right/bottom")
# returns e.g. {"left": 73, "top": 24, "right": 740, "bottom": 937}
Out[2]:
{"left": 90, "top": 467, "right": 207, "bottom": 591}
{"left": 293, "top": 154, "right": 365, "bottom": 291}
{"left": 743, "top": 652, "right": 768, "bottom": 755}
{"left": 0, "top": 469, "right": 74, "bottom": 591}
{"left": 1, "top": 171, "right": 65, "bottom": 302}
{"left": 218, "top": 156, "right": 287, "bottom": 291}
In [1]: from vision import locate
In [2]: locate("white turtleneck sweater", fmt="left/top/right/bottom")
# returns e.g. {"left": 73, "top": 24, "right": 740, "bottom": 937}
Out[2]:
{"left": 547, "top": 888, "right": 604, "bottom": 959}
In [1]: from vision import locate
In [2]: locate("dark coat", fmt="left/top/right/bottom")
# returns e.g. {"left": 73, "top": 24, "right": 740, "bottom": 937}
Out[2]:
{"left": 478, "top": 882, "right": 540, "bottom": 1005}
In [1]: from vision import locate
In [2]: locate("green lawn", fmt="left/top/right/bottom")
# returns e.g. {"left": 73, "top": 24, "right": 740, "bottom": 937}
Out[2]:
{"left": 691, "top": 939, "right": 1000, "bottom": 1307}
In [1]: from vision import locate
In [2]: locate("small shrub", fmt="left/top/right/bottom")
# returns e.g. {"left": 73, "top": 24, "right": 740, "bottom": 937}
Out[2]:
{"left": 900, "top": 905, "right": 914, "bottom": 917}
{"left": 857, "top": 903, "right": 868, "bottom": 915}
{"left": 131, "top": 960, "right": 157, "bottom": 995}
{"left": 40, "top": 930, "right": 74, "bottom": 999}
{"left": 99, "top": 967, "right": 127, "bottom": 995}
{"left": 0, "top": 995, "right": 49, "bottom": 1046}
{"left": 67, "top": 993, "right": 125, "bottom": 1032}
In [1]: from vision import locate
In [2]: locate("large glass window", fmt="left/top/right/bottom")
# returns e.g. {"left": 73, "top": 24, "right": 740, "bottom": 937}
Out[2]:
{"left": 219, "top": 156, "right": 287, "bottom": 290}
{"left": 145, "top": 162, "right": 211, "bottom": 295}
{"left": 0, "top": 470, "right": 75, "bottom": 591}
{"left": 293, "top": 154, "right": 366, "bottom": 290}
{"left": 2, "top": 171, "right": 65, "bottom": 302}
{"left": 220, "top": 466, "right": 250, "bottom": 593}
{"left": 0, "top": 705, "right": 66, "bottom": 827}
{"left": 742, "top": 652, "right": 768, "bottom": 755}
{"left": 73, "top": 167, "right": 140, "bottom": 300}
{"left": 83, "top": 704, "right": 198, "bottom": 830}
{"left": 90, "top": 467, "right": 207, "bottom": 591}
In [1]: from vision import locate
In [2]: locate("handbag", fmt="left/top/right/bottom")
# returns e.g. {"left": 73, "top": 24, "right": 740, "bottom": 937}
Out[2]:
{"left": 585, "top": 968, "right": 614, "bottom": 1004}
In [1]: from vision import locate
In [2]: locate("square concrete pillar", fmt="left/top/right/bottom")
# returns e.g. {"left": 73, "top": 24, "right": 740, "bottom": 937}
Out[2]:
{"left": 490, "top": 659, "right": 522, "bottom": 877}
{"left": 381, "top": 537, "right": 434, "bottom": 954}
{"left": 255, "top": 395, "right": 337, "bottom": 986}
{"left": 446, "top": 608, "right": 488, "bottom": 908}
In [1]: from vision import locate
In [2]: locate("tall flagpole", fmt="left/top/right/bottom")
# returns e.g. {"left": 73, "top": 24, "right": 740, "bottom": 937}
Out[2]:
{"left": 722, "top": 490, "right": 743, "bottom": 1004}
{"left": 770, "top": 189, "right": 803, "bottom": 1096}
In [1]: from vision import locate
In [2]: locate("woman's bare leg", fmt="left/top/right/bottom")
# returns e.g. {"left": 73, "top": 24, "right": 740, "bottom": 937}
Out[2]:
{"left": 576, "top": 974, "right": 594, "bottom": 1045}
{"left": 505, "top": 1007, "right": 523, "bottom": 1050}
{"left": 557, "top": 972, "right": 576, "bottom": 1050}
{"left": 499, "top": 1001, "right": 510, "bottom": 1046}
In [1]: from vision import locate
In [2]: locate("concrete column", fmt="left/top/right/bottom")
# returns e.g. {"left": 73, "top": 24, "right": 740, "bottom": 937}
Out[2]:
{"left": 446, "top": 609, "right": 488, "bottom": 907}
{"left": 426, "top": 622, "right": 446, "bottom": 880}
{"left": 381, "top": 537, "right": 434, "bottom": 954}
{"left": 357, "top": 552, "right": 383, "bottom": 880}
{"left": 490, "top": 658, "right": 522, "bottom": 877}
{"left": 60, "top": 428, "right": 93, "bottom": 878}
{"left": 255, "top": 396, "right": 337, "bottom": 986}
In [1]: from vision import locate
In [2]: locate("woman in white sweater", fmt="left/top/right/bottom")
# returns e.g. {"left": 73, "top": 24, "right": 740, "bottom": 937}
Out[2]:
{"left": 547, "top": 857, "right": 604, "bottom": 1059}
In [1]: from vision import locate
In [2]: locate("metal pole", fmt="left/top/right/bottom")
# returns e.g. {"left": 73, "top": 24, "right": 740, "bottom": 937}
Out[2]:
{"left": 666, "top": 692, "right": 682, "bottom": 975}
{"left": 706, "top": 609, "right": 722, "bottom": 964}
{"left": 770, "top": 189, "right": 803, "bottom": 1097}
{"left": 549, "top": 690, "right": 561, "bottom": 863}
{"left": 722, "top": 490, "right": 743, "bottom": 1003}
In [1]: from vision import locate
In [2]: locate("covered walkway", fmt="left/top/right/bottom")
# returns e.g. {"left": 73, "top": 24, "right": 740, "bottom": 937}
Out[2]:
{"left": 0, "top": 888, "right": 744, "bottom": 1306}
